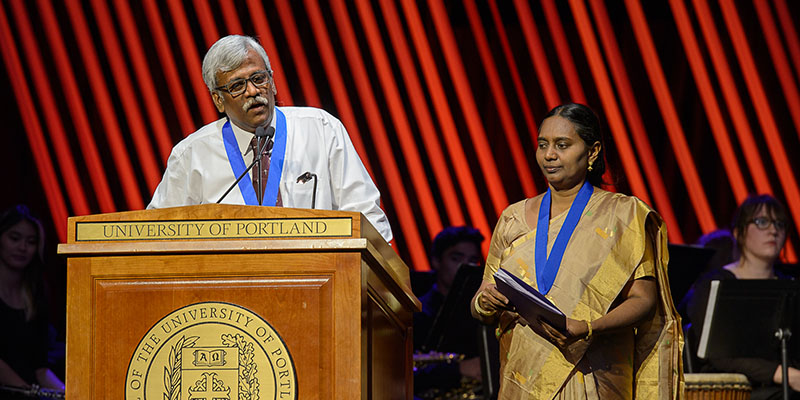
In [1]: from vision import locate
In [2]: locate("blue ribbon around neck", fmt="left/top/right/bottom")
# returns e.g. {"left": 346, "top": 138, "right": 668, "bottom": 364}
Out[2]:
{"left": 535, "top": 180, "right": 594, "bottom": 294}
{"left": 221, "top": 108, "right": 286, "bottom": 206}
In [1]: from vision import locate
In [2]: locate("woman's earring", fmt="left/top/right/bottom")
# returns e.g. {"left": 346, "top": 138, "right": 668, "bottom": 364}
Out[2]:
{"left": 588, "top": 163, "right": 593, "bottom": 172}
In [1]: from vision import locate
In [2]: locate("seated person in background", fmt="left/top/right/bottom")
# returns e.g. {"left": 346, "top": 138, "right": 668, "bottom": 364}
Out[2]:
{"left": 696, "top": 229, "right": 736, "bottom": 274}
{"left": 414, "top": 226, "right": 484, "bottom": 397}
{"left": 686, "top": 195, "right": 800, "bottom": 399}
{"left": 0, "top": 205, "right": 64, "bottom": 392}
{"left": 148, "top": 35, "right": 392, "bottom": 242}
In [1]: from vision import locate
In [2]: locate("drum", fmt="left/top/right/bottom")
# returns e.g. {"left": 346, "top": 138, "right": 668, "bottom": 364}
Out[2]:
{"left": 685, "top": 373, "right": 751, "bottom": 400}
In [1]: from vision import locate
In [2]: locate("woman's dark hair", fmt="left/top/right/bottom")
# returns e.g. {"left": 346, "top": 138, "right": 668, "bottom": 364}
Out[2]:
{"left": 543, "top": 103, "right": 606, "bottom": 187}
{"left": 730, "top": 194, "right": 789, "bottom": 261}
{"left": 0, "top": 204, "right": 46, "bottom": 320}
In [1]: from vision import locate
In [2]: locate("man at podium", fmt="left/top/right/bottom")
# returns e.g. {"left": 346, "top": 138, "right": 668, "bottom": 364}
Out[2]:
{"left": 147, "top": 35, "right": 393, "bottom": 242}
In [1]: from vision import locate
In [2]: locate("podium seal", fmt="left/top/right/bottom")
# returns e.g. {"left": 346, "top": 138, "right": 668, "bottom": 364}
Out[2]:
{"left": 125, "top": 302, "right": 297, "bottom": 399}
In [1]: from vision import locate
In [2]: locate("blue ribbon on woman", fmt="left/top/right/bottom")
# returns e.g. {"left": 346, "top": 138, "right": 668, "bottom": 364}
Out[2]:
{"left": 535, "top": 180, "right": 594, "bottom": 294}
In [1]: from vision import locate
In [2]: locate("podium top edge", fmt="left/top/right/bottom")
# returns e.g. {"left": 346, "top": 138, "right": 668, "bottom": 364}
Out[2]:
{"left": 57, "top": 238, "right": 369, "bottom": 256}
{"left": 64, "top": 205, "right": 367, "bottom": 243}
{"left": 66, "top": 204, "right": 361, "bottom": 223}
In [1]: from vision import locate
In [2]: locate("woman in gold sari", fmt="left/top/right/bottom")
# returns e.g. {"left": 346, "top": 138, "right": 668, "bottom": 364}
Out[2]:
{"left": 471, "top": 103, "right": 682, "bottom": 399}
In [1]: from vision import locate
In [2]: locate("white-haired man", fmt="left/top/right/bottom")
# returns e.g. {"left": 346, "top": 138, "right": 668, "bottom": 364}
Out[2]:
{"left": 148, "top": 35, "right": 392, "bottom": 241}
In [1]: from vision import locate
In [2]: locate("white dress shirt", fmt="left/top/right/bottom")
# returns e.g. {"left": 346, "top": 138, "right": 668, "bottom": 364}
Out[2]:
{"left": 148, "top": 106, "right": 393, "bottom": 242}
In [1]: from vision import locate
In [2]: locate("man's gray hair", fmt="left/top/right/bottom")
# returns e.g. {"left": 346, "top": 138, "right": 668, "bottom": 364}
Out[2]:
{"left": 202, "top": 35, "right": 273, "bottom": 92}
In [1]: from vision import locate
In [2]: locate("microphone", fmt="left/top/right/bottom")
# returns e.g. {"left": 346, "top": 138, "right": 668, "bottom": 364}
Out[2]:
{"left": 216, "top": 122, "right": 275, "bottom": 204}
{"left": 296, "top": 172, "right": 318, "bottom": 209}
{"left": 253, "top": 125, "right": 276, "bottom": 204}
{"left": 255, "top": 124, "right": 275, "bottom": 141}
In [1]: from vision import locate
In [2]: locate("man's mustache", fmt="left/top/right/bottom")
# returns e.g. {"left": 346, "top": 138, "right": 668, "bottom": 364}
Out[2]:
{"left": 242, "top": 95, "right": 270, "bottom": 111}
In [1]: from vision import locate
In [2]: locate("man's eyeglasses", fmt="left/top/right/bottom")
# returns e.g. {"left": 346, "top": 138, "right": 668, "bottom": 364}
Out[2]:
{"left": 750, "top": 217, "right": 787, "bottom": 231}
{"left": 214, "top": 71, "right": 271, "bottom": 97}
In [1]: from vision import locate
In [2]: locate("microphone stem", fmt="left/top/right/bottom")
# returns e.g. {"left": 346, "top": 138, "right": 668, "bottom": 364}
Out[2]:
{"left": 216, "top": 157, "right": 259, "bottom": 204}
{"left": 311, "top": 174, "right": 318, "bottom": 209}
{"left": 255, "top": 134, "right": 274, "bottom": 206}
{"left": 257, "top": 136, "right": 263, "bottom": 205}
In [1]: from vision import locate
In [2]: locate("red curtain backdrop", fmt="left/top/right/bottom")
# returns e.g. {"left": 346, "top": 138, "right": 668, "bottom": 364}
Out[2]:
{"left": 2, "top": 0, "right": 799, "bottom": 271}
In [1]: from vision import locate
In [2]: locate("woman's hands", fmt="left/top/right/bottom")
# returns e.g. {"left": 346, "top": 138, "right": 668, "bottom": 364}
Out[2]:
{"left": 534, "top": 318, "right": 589, "bottom": 348}
{"left": 477, "top": 284, "right": 509, "bottom": 313}
{"left": 473, "top": 272, "right": 657, "bottom": 352}
{"left": 471, "top": 283, "right": 511, "bottom": 322}
{"left": 473, "top": 282, "right": 590, "bottom": 347}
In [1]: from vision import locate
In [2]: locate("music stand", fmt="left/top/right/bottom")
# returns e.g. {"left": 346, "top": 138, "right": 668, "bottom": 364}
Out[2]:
{"left": 421, "top": 262, "right": 501, "bottom": 398}
{"left": 422, "top": 263, "right": 483, "bottom": 354}
{"left": 697, "top": 280, "right": 800, "bottom": 400}
{"left": 667, "top": 243, "right": 716, "bottom": 316}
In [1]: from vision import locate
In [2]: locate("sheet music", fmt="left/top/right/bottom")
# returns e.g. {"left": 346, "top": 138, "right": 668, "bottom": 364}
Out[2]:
{"left": 697, "top": 279, "right": 720, "bottom": 359}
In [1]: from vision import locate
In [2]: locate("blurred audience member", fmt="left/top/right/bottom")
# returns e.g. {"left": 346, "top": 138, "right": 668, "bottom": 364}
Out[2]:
{"left": 0, "top": 205, "right": 64, "bottom": 392}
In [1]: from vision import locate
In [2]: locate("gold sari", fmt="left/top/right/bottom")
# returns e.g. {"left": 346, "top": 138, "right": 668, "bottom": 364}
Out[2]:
{"left": 483, "top": 189, "right": 683, "bottom": 399}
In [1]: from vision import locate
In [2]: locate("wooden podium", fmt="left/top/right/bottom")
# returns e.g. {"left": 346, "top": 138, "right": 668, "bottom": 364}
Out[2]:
{"left": 58, "top": 204, "right": 420, "bottom": 399}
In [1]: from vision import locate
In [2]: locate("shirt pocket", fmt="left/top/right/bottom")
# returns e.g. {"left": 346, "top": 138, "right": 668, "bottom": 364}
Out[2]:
{"left": 287, "top": 178, "right": 316, "bottom": 208}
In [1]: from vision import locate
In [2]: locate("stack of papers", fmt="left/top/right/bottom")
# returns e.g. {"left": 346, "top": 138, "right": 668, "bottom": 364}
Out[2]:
{"left": 494, "top": 268, "right": 567, "bottom": 333}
